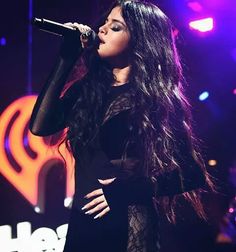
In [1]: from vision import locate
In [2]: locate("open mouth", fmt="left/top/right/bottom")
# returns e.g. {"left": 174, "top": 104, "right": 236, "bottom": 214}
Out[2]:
{"left": 98, "top": 36, "right": 105, "bottom": 44}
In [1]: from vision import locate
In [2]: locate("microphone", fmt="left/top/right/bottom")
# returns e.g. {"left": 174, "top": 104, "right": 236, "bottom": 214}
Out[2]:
{"left": 32, "top": 18, "right": 98, "bottom": 44}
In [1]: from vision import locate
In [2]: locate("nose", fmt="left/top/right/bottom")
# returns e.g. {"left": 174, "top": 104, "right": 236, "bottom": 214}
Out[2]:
{"left": 98, "top": 23, "right": 108, "bottom": 34}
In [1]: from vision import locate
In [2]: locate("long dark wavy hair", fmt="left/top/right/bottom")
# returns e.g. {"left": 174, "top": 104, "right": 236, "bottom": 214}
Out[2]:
{"left": 65, "top": 0, "right": 214, "bottom": 222}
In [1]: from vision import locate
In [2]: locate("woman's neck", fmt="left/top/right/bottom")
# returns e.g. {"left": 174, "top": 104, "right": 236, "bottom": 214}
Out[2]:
{"left": 112, "top": 65, "right": 131, "bottom": 86}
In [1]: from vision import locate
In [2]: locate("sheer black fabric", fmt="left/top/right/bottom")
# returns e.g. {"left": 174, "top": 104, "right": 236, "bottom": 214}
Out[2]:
{"left": 30, "top": 77, "right": 205, "bottom": 252}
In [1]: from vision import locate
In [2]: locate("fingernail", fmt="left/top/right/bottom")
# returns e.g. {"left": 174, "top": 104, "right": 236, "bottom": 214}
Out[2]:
{"left": 81, "top": 206, "right": 86, "bottom": 210}
{"left": 94, "top": 215, "right": 99, "bottom": 219}
{"left": 85, "top": 211, "right": 90, "bottom": 215}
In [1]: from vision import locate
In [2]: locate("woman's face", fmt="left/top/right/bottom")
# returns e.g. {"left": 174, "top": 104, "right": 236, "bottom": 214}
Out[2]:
{"left": 97, "top": 6, "right": 131, "bottom": 66}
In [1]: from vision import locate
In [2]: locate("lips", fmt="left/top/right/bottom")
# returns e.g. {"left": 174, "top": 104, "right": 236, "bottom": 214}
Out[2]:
{"left": 98, "top": 35, "right": 105, "bottom": 44}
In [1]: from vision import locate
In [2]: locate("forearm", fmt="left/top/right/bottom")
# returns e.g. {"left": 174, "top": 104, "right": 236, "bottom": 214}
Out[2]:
{"left": 29, "top": 36, "right": 83, "bottom": 136}
{"left": 103, "top": 160, "right": 206, "bottom": 209}
{"left": 103, "top": 177, "right": 154, "bottom": 209}
{"left": 29, "top": 56, "right": 77, "bottom": 136}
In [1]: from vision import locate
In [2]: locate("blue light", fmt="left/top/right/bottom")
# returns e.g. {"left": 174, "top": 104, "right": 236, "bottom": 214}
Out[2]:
{"left": 0, "top": 37, "right": 6, "bottom": 46}
{"left": 4, "top": 137, "right": 10, "bottom": 151}
{"left": 199, "top": 91, "right": 209, "bottom": 101}
{"left": 23, "top": 136, "right": 29, "bottom": 147}
{"left": 231, "top": 48, "right": 236, "bottom": 62}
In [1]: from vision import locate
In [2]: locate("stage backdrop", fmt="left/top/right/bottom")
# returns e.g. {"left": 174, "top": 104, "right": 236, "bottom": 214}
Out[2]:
{"left": 0, "top": 1, "right": 235, "bottom": 251}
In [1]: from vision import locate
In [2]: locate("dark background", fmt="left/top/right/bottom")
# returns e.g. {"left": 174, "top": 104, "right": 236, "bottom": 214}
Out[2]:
{"left": 0, "top": 0, "right": 235, "bottom": 251}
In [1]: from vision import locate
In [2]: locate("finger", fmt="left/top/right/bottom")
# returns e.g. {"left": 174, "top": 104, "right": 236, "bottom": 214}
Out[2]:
{"left": 63, "top": 23, "right": 91, "bottom": 33}
{"left": 94, "top": 206, "right": 110, "bottom": 219}
{"left": 64, "top": 22, "right": 73, "bottom": 26}
{"left": 82, "top": 195, "right": 104, "bottom": 210}
{"left": 98, "top": 177, "right": 116, "bottom": 185}
{"left": 85, "top": 201, "right": 108, "bottom": 215}
{"left": 72, "top": 23, "right": 91, "bottom": 34}
{"left": 85, "top": 189, "right": 103, "bottom": 199}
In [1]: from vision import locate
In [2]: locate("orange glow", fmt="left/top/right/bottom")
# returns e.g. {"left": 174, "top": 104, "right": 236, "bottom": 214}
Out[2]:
{"left": 208, "top": 159, "right": 217, "bottom": 167}
{"left": 0, "top": 96, "right": 74, "bottom": 212}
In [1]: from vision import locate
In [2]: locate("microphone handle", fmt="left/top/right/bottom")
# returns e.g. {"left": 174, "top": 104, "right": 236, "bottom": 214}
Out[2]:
{"left": 32, "top": 18, "right": 77, "bottom": 37}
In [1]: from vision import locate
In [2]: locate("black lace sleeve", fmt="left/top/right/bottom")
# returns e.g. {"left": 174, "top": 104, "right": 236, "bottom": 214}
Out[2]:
{"left": 103, "top": 158, "right": 205, "bottom": 210}
{"left": 103, "top": 130, "right": 206, "bottom": 209}
{"left": 29, "top": 37, "right": 83, "bottom": 136}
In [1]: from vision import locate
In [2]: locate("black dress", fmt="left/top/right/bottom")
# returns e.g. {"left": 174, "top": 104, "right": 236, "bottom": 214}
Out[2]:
{"left": 63, "top": 83, "right": 159, "bottom": 252}
{"left": 30, "top": 70, "right": 206, "bottom": 252}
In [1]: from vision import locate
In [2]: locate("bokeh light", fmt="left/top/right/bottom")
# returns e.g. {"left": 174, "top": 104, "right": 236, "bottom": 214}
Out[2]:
{"left": 199, "top": 91, "right": 209, "bottom": 101}
{"left": 208, "top": 160, "right": 217, "bottom": 166}
{"left": 187, "top": 1, "right": 203, "bottom": 12}
{"left": 189, "top": 18, "right": 214, "bottom": 32}
{"left": 0, "top": 37, "right": 6, "bottom": 46}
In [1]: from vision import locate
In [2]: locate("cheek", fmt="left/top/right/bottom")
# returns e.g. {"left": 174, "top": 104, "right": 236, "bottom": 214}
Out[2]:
{"left": 98, "top": 36, "right": 130, "bottom": 58}
{"left": 112, "top": 34, "right": 130, "bottom": 51}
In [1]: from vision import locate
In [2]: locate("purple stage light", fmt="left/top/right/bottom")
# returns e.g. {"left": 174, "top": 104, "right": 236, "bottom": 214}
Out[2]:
{"left": 204, "top": 0, "right": 224, "bottom": 9}
{"left": 0, "top": 37, "right": 6, "bottom": 46}
{"left": 4, "top": 137, "right": 10, "bottom": 152}
{"left": 229, "top": 207, "right": 234, "bottom": 213}
{"left": 189, "top": 18, "right": 214, "bottom": 32}
{"left": 231, "top": 49, "right": 236, "bottom": 62}
{"left": 187, "top": 1, "right": 203, "bottom": 12}
{"left": 233, "top": 89, "right": 236, "bottom": 95}
{"left": 23, "top": 137, "right": 29, "bottom": 147}
{"left": 173, "top": 28, "right": 179, "bottom": 38}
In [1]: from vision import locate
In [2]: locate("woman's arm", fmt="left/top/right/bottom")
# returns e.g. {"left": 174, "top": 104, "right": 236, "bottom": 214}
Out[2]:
{"left": 81, "top": 156, "right": 206, "bottom": 216}
{"left": 102, "top": 141, "right": 206, "bottom": 209}
{"left": 29, "top": 36, "right": 83, "bottom": 136}
{"left": 102, "top": 157, "right": 206, "bottom": 209}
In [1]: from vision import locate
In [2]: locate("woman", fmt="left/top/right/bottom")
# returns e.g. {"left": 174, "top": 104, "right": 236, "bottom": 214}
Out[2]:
{"left": 30, "top": 0, "right": 212, "bottom": 251}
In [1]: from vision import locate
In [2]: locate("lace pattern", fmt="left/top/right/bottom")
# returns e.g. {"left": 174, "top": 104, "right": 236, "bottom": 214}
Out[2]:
{"left": 127, "top": 205, "right": 160, "bottom": 252}
{"left": 102, "top": 91, "right": 161, "bottom": 251}
{"left": 102, "top": 92, "right": 133, "bottom": 124}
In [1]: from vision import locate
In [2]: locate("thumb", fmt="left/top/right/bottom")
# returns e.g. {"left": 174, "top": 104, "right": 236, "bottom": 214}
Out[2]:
{"left": 98, "top": 178, "right": 116, "bottom": 185}
{"left": 80, "top": 34, "right": 89, "bottom": 49}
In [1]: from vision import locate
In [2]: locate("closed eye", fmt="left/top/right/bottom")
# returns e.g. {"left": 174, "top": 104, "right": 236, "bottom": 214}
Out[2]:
{"left": 111, "top": 25, "right": 122, "bottom": 32}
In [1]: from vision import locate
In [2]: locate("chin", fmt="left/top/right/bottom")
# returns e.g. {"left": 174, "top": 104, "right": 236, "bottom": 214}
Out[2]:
{"left": 97, "top": 51, "right": 111, "bottom": 60}
{"left": 97, "top": 49, "right": 104, "bottom": 58}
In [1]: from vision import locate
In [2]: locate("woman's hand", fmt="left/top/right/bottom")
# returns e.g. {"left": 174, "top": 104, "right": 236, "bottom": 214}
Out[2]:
{"left": 82, "top": 178, "right": 116, "bottom": 219}
{"left": 64, "top": 22, "right": 92, "bottom": 48}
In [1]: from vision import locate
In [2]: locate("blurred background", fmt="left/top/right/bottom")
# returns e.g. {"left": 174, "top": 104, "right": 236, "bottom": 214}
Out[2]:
{"left": 0, "top": 0, "right": 235, "bottom": 251}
